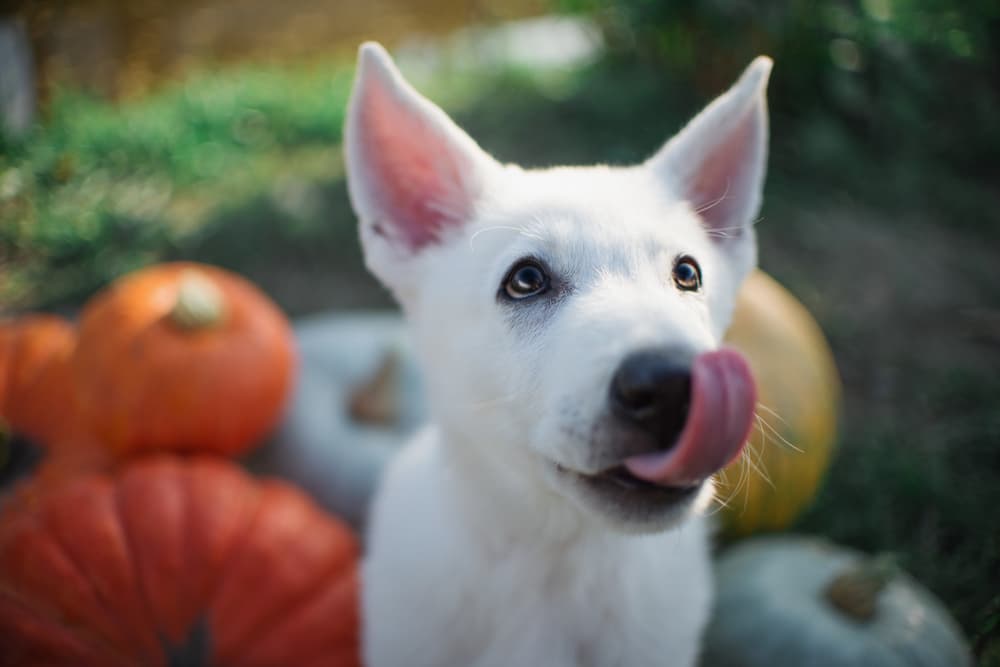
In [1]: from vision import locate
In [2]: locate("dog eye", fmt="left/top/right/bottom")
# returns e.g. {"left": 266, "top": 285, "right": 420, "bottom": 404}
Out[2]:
{"left": 503, "top": 261, "right": 550, "bottom": 299}
{"left": 672, "top": 256, "right": 702, "bottom": 292}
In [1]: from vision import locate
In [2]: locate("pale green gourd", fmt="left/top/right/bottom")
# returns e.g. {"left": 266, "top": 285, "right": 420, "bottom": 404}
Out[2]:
{"left": 702, "top": 537, "right": 971, "bottom": 667}
{"left": 245, "top": 312, "right": 426, "bottom": 530}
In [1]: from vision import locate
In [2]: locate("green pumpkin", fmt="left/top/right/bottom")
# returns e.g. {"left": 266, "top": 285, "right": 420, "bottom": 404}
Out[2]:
{"left": 702, "top": 537, "right": 971, "bottom": 667}
{"left": 244, "top": 312, "right": 425, "bottom": 530}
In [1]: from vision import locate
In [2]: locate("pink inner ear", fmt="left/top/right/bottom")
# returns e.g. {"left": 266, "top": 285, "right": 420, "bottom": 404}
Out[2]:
{"left": 357, "top": 77, "right": 471, "bottom": 250}
{"left": 688, "top": 112, "right": 760, "bottom": 235}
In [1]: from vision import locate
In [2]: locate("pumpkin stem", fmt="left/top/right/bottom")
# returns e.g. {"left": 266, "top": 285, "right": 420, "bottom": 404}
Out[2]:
{"left": 824, "top": 553, "right": 897, "bottom": 622}
{"left": 170, "top": 271, "right": 226, "bottom": 330}
{"left": 348, "top": 348, "right": 401, "bottom": 426}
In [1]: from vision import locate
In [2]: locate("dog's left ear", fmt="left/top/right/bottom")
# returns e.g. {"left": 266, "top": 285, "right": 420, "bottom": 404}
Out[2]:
{"left": 648, "top": 57, "right": 772, "bottom": 250}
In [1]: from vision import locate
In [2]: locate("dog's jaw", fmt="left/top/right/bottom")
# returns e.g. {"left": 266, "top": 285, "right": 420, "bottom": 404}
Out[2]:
{"left": 545, "top": 461, "right": 716, "bottom": 533}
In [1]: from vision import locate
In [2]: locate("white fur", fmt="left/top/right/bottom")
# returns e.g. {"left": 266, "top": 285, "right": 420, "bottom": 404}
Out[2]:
{"left": 345, "top": 42, "right": 771, "bottom": 667}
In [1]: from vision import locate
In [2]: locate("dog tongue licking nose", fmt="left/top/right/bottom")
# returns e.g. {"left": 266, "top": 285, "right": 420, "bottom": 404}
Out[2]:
{"left": 624, "top": 348, "right": 757, "bottom": 486}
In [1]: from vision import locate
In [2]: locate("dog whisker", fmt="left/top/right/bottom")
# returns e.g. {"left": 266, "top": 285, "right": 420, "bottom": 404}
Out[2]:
{"left": 706, "top": 226, "right": 744, "bottom": 233}
{"left": 704, "top": 495, "right": 732, "bottom": 516}
{"left": 742, "top": 430, "right": 775, "bottom": 488}
{"left": 469, "top": 225, "right": 544, "bottom": 251}
{"left": 712, "top": 432, "right": 756, "bottom": 515}
{"left": 702, "top": 217, "right": 765, "bottom": 238}
{"left": 714, "top": 413, "right": 775, "bottom": 514}
{"left": 755, "top": 402, "right": 791, "bottom": 427}
{"left": 716, "top": 466, "right": 730, "bottom": 486}
{"left": 706, "top": 471, "right": 744, "bottom": 515}
{"left": 426, "top": 198, "right": 465, "bottom": 222}
{"left": 467, "top": 393, "right": 519, "bottom": 409}
{"left": 693, "top": 178, "right": 732, "bottom": 215}
{"left": 754, "top": 409, "right": 803, "bottom": 453}
{"left": 731, "top": 453, "right": 752, "bottom": 514}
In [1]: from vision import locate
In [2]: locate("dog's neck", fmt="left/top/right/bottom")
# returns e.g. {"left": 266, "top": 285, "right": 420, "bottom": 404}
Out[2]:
{"left": 433, "top": 421, "right": 625, "bottom": 553}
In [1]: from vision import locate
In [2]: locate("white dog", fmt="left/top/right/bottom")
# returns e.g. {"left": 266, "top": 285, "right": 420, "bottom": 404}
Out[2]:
{"left": 345, "top": 42, "right": 770, "bottom": 667}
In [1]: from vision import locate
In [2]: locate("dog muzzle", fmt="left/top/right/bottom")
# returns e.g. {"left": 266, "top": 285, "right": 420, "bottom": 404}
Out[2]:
{"left": 623, "top": 348, "right": 757, "bottom": 486}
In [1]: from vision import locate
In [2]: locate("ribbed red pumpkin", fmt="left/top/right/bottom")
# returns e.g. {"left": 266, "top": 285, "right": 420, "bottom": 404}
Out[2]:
{"left": 0, "top": 320, "right": 16, "bottom": 441}
{"left": 0, "top": 456, "right": 361, "bottom": 667}
{"left": 0, "top": 315, "right": 81, "bottom": 447}
{"left": 0, "top": 320, "right": 15, "bottom": 413}
{"left": 73, "top": 263, "right": 296, "bottom": 457}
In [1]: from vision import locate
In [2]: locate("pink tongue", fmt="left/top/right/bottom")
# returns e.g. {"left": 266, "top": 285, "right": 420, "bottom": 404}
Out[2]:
{"left": 624, "top": 347, "right": 756, "bottom": 486}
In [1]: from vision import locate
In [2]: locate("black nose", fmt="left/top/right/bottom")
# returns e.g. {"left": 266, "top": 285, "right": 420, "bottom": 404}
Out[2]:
{"left": 610, "top": 348, "right": 692, "bottom": 445}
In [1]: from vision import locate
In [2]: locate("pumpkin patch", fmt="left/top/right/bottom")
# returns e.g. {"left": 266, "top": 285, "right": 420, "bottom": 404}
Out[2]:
{"left": 0, "top": 258, "right": 975, "bottom": 664}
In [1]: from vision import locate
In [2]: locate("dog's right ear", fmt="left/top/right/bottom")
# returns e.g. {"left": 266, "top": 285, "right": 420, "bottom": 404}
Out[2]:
{"left": 345, "top": 42, "right": 499, "bottom": 295}
{"left": 647, "top": 57, "right": 771, "bottom": 275}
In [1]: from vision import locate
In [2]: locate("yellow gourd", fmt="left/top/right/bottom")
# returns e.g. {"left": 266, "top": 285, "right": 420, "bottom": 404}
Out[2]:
{"left": 718, "top": 270, "right": 840, "bottom": 537}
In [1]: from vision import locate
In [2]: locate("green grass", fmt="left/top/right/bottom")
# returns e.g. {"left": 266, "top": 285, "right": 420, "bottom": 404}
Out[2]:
{"left": 2, "top": 54, "right": 998, "bottom": 661}
{"left": 798, "top": 367, "right": 1000, "bottom": 657}
{"left": 1, "top": 64, "right": 355, "bottom": 310}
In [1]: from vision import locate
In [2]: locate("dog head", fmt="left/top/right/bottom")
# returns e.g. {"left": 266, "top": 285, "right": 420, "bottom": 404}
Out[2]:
{"left": 345, "top": 43, "right": 769, "bottom": 532}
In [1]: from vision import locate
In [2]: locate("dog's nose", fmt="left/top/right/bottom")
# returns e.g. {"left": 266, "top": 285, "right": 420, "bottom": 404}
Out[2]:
{"left": 610, "top": 348, "right": 691, "bottom": 445}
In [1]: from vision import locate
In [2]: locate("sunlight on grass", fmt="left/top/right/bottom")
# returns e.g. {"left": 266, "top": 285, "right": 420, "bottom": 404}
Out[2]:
{"left": 1, "top": 63, "right": 356, "bottom": 308}
{"left": 0, "top": 57, "right": 590, "bottom": 310}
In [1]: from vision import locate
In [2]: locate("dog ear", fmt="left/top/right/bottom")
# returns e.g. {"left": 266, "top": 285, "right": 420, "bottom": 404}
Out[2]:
{"left": 649, "top": 57, "right": 772, "bottom": 243}
{"left": 345, "top": 42, "right": 499, "bottom": 262}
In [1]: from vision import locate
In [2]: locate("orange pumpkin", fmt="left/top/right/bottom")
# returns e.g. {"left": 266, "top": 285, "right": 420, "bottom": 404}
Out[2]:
{"left": 0, "top": 455, "right": 361, "bottom": 667}
{"left": 0, "top": 320, "right": 16, "bottom": 412}
{"left": 717, "top": 270, "right": 840, "bottom": 536}
{"left": 0, "top": 315, "right": 82, "bottom": 448}
{"left": 0, "top": 321, "right": 16, "bottom": 442}
{"left": 73, "top": 263, "right": 297, "bottom": 458}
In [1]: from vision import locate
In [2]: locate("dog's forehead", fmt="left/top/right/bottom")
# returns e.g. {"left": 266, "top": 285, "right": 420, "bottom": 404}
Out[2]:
{"left": 476, "top": 165, "right": 709, "bottom": 265}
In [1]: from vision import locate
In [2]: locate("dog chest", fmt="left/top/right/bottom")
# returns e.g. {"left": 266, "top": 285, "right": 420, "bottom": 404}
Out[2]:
{"left": 363, "top": 435, "right": 713, "bottom": 667}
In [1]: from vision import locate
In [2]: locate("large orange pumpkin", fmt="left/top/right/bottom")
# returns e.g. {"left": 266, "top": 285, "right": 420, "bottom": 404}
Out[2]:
{"left": 717, "top": 270, "right": 840, "bottom": 536}
{"left": 73, "top": 263, "right": 296, "bottom": 457}
{"left": 0, "top": 315, "right": 82, "bottom": 448}
{"left": 0, "top": 456, "right": 361, "bottom": 667}
{"left": 0, "top": 321, "right": 17, "bottom": 444}
{"left": 0, "top": 320, "right": 16, "bottom": 412}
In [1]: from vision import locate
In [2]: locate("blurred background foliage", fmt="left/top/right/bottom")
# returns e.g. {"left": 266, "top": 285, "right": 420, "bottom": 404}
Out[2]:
{"left": 0, "top": 0, "right": 998, "bottom": 661}
{"left": 558, "top": 0, "right": 1000, "bottom": 231}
